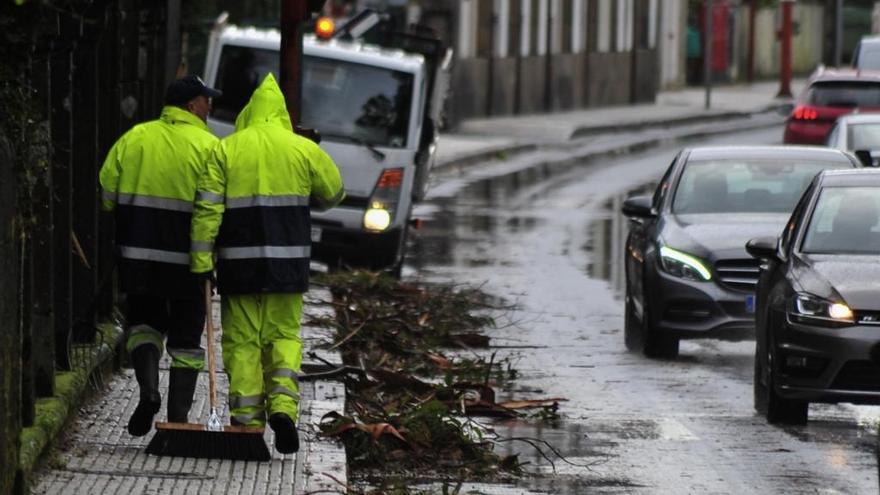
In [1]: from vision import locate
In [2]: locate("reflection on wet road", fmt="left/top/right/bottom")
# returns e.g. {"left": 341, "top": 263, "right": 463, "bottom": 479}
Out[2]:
{"left": 409, "top": 128, "right": 880, "bottom": 493}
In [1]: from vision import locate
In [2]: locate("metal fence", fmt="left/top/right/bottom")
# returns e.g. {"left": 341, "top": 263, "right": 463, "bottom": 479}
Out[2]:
{"left": 2, "top": 1, "right": 180, "bottom": 492}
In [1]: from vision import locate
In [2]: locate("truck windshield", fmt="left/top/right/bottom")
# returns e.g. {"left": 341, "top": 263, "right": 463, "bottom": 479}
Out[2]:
{"left": 211, "top": 45, "right": 414, "bottom": 148}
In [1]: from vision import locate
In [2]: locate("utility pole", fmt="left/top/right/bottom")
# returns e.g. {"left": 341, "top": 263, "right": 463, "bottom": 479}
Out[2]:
{"left": 280, "top": 0, "right": 308, "bottom": 125}
{"left": 703, "top": 0, "right": 714, "bottom": 109}
{"left": 777, "top": 0, "right": 794, "bottom": 97}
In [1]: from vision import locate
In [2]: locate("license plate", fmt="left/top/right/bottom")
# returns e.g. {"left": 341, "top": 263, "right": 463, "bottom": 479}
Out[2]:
{"left": 745, "top": 295, "right": 756, "bottom": 314}
{"left": 310, "top": 226, "right": 322, "bottom": 243}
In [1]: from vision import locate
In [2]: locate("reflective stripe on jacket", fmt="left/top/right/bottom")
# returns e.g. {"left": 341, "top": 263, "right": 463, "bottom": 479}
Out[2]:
{"left": 100, "top": 106, "right": 218, "bottom": 299}
{"left": 190, "top": 73, "right": 344, "bottom": 295}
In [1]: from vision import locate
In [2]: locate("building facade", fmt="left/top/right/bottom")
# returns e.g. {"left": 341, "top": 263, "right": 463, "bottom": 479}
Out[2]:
{"left": 407, "top": 0, "right": 663, "bottom": 123}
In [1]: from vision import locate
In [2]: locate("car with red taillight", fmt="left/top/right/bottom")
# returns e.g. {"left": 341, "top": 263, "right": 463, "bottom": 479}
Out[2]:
{"left": 783, "top": 68, "right": 880, "bottom": 145}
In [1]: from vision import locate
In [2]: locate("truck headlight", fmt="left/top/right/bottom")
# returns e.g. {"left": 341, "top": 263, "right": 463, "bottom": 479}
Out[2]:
{"left": 364, "top": 168, "right": 402, "bottom": 232}
{"left": 364, "top": 207, "right": 392, "bottom": 231}
{"left": 658, "top": 245, "right": 712, "bottom": 282}
{"left": 790, "top": 293, "right": 854, "bottom": 326}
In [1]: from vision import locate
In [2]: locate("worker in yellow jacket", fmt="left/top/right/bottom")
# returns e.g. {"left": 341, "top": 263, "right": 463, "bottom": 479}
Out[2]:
{"left": 100, "top": 76, "right": 221, "bottom": 436}
{"left": 190, "top": 73, "right": 344, "bottom": 453}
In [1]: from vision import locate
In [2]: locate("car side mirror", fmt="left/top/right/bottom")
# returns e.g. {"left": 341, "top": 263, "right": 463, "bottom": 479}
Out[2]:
{"left": 776, "top": 103, "right": 794, "bottom": 117}
{"left": 621, "top": 195, "right": 655, "bottom": 219}
{"left": 746, "top": 236, "right": 780, "bottom": 262}
{"left": 854, "top": 149, "right": 877, "bottom": 167}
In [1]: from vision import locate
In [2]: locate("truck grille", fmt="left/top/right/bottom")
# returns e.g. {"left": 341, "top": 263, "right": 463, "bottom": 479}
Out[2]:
{"left": 714, "top": 258, "right": 761, "bottom": 292}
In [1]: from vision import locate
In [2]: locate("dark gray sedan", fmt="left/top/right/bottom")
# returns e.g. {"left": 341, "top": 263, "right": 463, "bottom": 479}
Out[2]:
{"left": 622, "top": 146, "right": 859, "bottom": 358}
{"left": 747, "top": 169, "right": 880, "bottom": 424}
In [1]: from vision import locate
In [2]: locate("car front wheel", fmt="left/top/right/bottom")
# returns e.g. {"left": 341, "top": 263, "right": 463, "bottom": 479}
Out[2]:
{"left": 641, "top": 300, "right": 679, "bottom": 359}
{"left": 624, "top": 295, "right": 644, "bottom": 352}
{"left": 757, "top": 339, "right": 808, "bottom": 425}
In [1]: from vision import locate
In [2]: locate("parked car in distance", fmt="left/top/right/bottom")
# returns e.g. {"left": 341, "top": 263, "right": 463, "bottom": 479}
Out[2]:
{"left": 622, "top": 147, "right": 859, "bottom": 359}
{"left": 782, "top": 67, "right": 880, "bottom": 145}
{"left": 825, "top": 113, "right": 880, "bottom": 167}
{"left": 852, "top": 36, "right": 880, "bottom": 71}
{"left": 747, "top": 169, "right": 880, "bottom": 425}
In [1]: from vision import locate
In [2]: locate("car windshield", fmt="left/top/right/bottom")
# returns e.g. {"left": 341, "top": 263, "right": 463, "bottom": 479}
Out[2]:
{"left": 807, "top": 81, "right": 880, "bottom": 107}
{"left": 858, "top": 49, "right": 880, "bottom": 71}
{"left": 211, "top": 45, "right": 414, "bottom": 148}
{"left": 848, "top": 123, "right": 880, "bottom": 150}
{"left": 802, "top": 186, "right": 880, "bottom": 254}
{"left": 672, "top": 159, "right": 840, "bottom": 214}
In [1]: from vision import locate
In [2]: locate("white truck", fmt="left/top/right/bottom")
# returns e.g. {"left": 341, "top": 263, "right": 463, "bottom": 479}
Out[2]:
{"left": 203, "top": 12, "right": 451, "bottom": 274}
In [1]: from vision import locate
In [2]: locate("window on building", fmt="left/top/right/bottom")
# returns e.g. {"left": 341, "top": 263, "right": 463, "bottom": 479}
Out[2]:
{"left": 616, "top": 0, "right": 634, "bottom": 52}
{"left": 597, "top": 0, "right": 611, "bottom": 53}
{"left": 537, "top": 0, "right": 548, "bottom": 55}
{"left": 458, "top": 0, "right": 477, "bottom": 58}
{"left": 572, "top": 0, "right": 587, "bottom": 53}
{"left": 494, "top": 0, "right": 510, "bottom": 57}
{"left": 520, "top": 0, "right": 532, "bottom": 56}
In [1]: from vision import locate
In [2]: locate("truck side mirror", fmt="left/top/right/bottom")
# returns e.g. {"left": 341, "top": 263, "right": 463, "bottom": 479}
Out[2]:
{"left": 295, "top": 126, "right": 321, "bottom": 144}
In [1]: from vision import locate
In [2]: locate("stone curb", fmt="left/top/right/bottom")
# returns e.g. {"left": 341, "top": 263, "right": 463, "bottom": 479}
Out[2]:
{"left": 19, "top": 324, "right": 122, "bottom": 480}
{"left": 437, "top": 105, "right": 786, "bottom": 174}
{"left": 569, "top": 110, "right": 755, "bottom": 139}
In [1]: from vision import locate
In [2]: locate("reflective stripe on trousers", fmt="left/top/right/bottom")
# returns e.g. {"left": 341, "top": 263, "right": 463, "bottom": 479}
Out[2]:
{"left": 126, "top": 324, "right": 164, "bottom": 354}
{"left": 221, "top": 292, "right": 303, "bottom": 427}
{"left": 167, "top": 346, "right": 205, "bottom": 370}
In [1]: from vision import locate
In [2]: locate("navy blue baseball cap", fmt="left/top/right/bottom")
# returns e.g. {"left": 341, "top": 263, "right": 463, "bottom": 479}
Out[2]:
{"left": 164, "top": 75, "right": 222, "bottom": 106}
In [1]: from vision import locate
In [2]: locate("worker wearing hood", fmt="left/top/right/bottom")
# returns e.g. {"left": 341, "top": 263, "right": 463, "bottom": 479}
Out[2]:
{"left": 190, "top": 73, "right": 344, "bottom": 453}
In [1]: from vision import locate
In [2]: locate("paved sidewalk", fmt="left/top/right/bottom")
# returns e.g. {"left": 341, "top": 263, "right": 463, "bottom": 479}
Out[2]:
{"left": 31, "top": 289, "right": 345, "bottom": 495}
{"left": 437, "top": 80, "right": 804, "bottom": 168}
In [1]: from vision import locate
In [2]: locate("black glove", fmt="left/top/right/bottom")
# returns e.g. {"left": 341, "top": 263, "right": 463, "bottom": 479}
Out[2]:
{"left": 196, "top": 271, "right": 216, "bottom": 294}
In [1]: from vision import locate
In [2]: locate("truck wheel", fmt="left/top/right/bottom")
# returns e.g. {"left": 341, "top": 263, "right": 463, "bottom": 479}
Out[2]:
{"left": 387, "top": 224, "right": 409, "bottom": 279}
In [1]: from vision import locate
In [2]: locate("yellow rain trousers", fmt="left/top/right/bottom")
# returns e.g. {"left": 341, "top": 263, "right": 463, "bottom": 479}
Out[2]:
{"left": 190, "top": 73, "right": 344, "bottom": 426}
{"left": 222, "top": 293, "right": 303, "bottom": 426}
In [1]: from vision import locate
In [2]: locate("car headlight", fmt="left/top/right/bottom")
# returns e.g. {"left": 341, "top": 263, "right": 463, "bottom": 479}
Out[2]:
{"left": 658, "top": 245, "right": 712, "bottom": 282}
{"left": 789, "top": 293, "right": 854, "bottom": 326}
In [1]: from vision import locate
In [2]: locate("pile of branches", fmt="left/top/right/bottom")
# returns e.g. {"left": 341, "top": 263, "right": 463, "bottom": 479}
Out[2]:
{"left": 309, "top": 271, "right": 565, "bottom": 480}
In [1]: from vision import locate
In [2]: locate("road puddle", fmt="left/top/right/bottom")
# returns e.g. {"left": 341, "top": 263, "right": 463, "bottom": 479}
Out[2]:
{"left": 585, "top": 183, "right": 656, "bottom": 297}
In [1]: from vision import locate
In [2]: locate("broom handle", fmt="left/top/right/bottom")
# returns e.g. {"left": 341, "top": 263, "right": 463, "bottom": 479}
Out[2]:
{"left": 205, "top": 280, "right": 218, "bottom": 410}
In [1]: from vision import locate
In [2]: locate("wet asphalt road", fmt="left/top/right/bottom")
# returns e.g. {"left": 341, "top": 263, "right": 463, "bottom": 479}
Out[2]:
{"left": 407, "top": 127, "right": 880, "bottom": 494}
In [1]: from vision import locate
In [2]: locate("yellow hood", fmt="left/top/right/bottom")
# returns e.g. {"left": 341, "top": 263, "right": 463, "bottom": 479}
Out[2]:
{"left": 234, "top": 73, "right": 293, "bottom": 132}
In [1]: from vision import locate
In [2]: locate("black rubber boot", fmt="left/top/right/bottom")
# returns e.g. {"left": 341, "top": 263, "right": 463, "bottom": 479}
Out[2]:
{"left": 167, "top": 368, "right": 200, "bottom": 423}
{"left": 127, "top": 345, "right": 161, "bottom": 436}
{"left": 268, "top": 413, "right": 300, "bottom": 454}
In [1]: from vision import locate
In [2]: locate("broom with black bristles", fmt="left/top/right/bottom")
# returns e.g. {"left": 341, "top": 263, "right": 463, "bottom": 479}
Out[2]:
{"left": 145, "top": 280, "right": 271, "bottom": 461}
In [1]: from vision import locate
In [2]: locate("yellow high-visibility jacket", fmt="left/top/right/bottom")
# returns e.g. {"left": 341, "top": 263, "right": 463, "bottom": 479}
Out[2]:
{"left": 99, "top": 106, "right": 218, "bottom": 299}
{"left": 190, "top": 73, "right": 344, "bottom": 294}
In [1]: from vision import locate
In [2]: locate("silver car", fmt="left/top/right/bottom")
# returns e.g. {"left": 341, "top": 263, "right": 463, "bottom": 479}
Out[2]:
{"left": 852, "top": 36, "right": 880, "bottom": 71}
{"left": 825, "top": 113, "right": 880, "bottom": 167}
